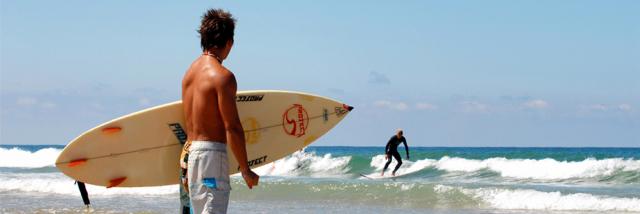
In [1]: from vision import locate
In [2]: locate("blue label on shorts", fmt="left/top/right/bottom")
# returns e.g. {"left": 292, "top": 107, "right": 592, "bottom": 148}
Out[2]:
{"left": 203, "top": 178, "right": 217, "bottom": 189}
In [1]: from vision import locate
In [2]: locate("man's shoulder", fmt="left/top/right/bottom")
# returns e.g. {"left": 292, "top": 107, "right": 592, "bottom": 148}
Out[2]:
{"left": 201, "top": 66, "right": 235, "bottom": 85}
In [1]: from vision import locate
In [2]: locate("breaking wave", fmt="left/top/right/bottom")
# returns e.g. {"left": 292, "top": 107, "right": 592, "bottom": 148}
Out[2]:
{"left": 435, "top": 185, "right": 640, "bottom": 212}
{"left": 252, "top": 151, "right": 352, "bottom": 177}
{"left": 1, "top": 147, "right": 638, "bottom": 183}
{"left": 0, "top": 173, "right": 177, "bottom": 196}
{"left": 2, "top": 147, "right": 640, "bottom": 212}
{"left": 368, "top": 154, "right": 640, "bottom": 182}
{"left": 0, "top": 147, "right": 60, "bottom": 168}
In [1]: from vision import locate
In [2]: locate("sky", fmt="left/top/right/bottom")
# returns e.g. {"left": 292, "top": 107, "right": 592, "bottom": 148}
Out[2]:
{"left": 1, "top": 1, "right": 638, "bottom": 147}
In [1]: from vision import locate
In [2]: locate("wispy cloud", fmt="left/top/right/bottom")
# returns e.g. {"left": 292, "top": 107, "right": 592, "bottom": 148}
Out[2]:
{"left": 415, "top": 102, "right": 438, "bottom": 111}
{"left": 461, "top": 101, "right": 489, "bottom": 113}
{"left": 618, "top": 104, "right": 632, "bottom": 111}
{"left": 15, "top": 97, "right": 56, "bottom": 109}
{"left": 16, "top": 97, "right": 38, "bottom": 107}
{"left": 522, "top": 99, "right": 549, "bottom": 110}
{"left": 584, "top": 104, "right": 608, "bottom": 111}
{"left": 580, "top": 104, "right": 633, "bottom": 112}
{"left": 41, "top": 102, "right": 57, "bottom": 109}
{"left": 374, "top": 100, "right": 408, "bottom": 111}
{"left": 368, "top": 71, "right": 390, "bottom": 85}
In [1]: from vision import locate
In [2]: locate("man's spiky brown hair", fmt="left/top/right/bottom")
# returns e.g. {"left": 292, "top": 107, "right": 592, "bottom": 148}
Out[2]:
{"left": 199, "top": 9, "right": 235, "bottom": 51}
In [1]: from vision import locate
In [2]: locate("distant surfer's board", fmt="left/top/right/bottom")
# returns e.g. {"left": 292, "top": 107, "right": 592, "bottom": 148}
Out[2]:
{"left": 56, "top": 90, "right": 352, "bottom": 187}
{"left": 360, "top": 159, "right": 421, "bottom": 180}
{"left": 360, "top": 172, "right": 414, "bottom": 180}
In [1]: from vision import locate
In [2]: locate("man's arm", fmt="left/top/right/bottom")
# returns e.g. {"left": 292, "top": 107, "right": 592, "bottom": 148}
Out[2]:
{"left": 384, "top": 137, "right": 392, "bottom": 159}
{"left": 385, "top": 137, "right": 392, "bottom": 154}
{"left": 216, "top": 72, "right": 259, "bottom": 188}
{"left": 403, "top": 138, "right": 409, "bottom": 159}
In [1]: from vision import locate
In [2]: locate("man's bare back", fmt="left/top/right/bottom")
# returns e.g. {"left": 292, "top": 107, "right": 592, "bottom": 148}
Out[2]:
{"left": 182, "top": 53, "right": 259, "bottom": 188}
{"left": 182, "top": 55, "right": 232, "bottom": 142}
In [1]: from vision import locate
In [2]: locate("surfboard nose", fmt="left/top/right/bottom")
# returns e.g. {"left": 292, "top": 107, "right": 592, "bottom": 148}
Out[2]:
{"left": 342, "top": 104, "right": 354, "bottom": 111}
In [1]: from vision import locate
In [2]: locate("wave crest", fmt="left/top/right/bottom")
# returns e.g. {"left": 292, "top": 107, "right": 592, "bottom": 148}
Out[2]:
{"left": 0, "top": 147, "right": 60, "bottom": 168}
{"left": 435, "top": 156, "right": 640, "bottom": 180}
{"left": 2, "top": 147, "right": 638, "bottom": 183}
{"left": 367, "top": 155, "right": 435, "bottom": 177}
{"left": 435, "top": 184, "right": 640, "bottom": 212}
{"left": 369, "top": 155, "right": 640, "bottom": 181}
{"left": 252, "top": 150, "right": 352, "bottom": 177}
{"left": 0, "top": 174, "right": 177, "bottom": 195}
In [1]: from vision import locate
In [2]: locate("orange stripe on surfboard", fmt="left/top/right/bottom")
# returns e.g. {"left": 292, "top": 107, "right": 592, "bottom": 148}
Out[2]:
{"left": 107, "top": 177, "right": 127, "bottom": 188}
{"left": 68, "top": 159, "right": 87, "bottom": 167}
{"left": 102, "top": 127, "right": 122, "bottom": 134}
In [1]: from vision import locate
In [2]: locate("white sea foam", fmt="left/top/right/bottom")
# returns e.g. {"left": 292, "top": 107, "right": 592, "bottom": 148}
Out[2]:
{"left": 434, "top": 184, "right": 640, "bottom": 212}
{"left": 0, "top": 173, "right": 177, "bottom": 196}
{"left": 435, "top": 156, "right": 640, "bottom": 180}
{"left": 251, "top": 150, "right": 352, "bottom": 178}
{"left": 0, "top": 147, "right": 61, "bottom": 168}
{"left": 369, "top": 155, "right": 640, "bottom": 180}
{"left": 366, "top": 155, "right": 435, "bottom": 178}
{"left": 3, "top": 147, "right": 638, "bottom": 182}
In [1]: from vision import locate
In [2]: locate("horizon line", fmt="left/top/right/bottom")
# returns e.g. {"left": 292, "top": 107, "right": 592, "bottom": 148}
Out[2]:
{"left": 1, "top": 144, "right": 638, "bottom": 149}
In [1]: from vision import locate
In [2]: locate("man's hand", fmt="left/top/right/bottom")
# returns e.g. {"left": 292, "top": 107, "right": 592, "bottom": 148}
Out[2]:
{"left": 385, "top": 154, "right": 390, "bottom": 160}
{"left": 181, "top": 178, "right": 189, "bottom": 194}
{"left": 241, "top": 168, "right": 259, "bottom": 189}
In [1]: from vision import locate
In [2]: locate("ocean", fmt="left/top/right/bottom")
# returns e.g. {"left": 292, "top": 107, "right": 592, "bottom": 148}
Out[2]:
{"left": 1, "top": 145, "right": 639, "bottom": 213}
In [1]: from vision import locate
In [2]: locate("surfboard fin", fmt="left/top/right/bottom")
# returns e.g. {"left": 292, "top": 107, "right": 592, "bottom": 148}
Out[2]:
{"left": 107, "top": 177, "right": 127, "bottom": 188}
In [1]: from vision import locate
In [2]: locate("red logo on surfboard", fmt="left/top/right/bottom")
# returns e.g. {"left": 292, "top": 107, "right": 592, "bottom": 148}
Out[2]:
{"left": 282, "top": 104, "right": 309, "bottom": 138}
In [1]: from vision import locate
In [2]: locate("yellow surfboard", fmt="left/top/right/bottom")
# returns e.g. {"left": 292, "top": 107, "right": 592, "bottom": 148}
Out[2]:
{"left": 55, "top": 90, "right": 352, "bottom": 187}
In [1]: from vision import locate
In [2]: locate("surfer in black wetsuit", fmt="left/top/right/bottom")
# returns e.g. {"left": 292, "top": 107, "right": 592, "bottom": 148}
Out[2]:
{"left": 381, "top": 129, "right": 409, "bottom": 176}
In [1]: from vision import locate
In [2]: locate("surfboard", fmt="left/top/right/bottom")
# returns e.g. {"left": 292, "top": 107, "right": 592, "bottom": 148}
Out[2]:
{"left": 360, "top": 171, "right": 416, "bottom": 180}
{"left": 55, "top": 90, "right": 352, "bottom": 187}
{"left": 360, "top": 157, "right": 421, "bottom": 180}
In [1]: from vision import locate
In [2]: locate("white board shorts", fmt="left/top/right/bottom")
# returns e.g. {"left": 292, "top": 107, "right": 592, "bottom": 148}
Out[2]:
{"left": 188, "top": 141, "right": 231, "bottom": 214}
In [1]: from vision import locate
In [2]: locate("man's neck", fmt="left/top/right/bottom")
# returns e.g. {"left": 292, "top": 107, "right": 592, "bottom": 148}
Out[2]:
{"left": 203, "top": 50, "right": 223, "bottom": 63}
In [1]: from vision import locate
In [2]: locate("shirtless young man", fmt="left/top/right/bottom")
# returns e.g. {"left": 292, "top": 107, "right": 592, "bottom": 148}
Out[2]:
{"left": 181, "top": 9, "right": 259, "bottom": 214}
